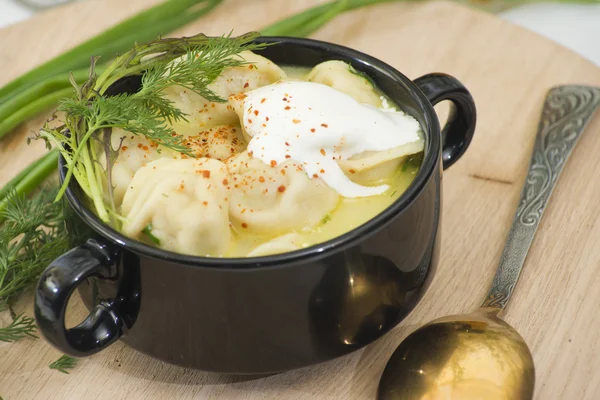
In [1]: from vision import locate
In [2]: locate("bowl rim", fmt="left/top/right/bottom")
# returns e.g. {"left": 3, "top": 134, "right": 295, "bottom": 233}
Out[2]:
{"left": 60, "top": 35, "right": 441, "bottom": 270}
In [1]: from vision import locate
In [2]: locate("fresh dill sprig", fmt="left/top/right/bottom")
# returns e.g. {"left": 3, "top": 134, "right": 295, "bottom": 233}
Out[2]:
{"left": 0, "top": 312, "right": 37, "bottom": 342}
{"left": 37, "top": 31, "right": 269, "bottom": 225}
{"left": 49, "top": 355, "right": 78, "bottom": 374}
{"left": 141, "top": 36, "right": 270, "bottom": 103}
{"left": 0, "top": 187, "right": 69, "bottom": 307}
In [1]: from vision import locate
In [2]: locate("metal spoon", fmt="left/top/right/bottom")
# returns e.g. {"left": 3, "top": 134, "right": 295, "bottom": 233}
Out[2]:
{"left": 378, "top": 85, "right": 600, "bottom": 400}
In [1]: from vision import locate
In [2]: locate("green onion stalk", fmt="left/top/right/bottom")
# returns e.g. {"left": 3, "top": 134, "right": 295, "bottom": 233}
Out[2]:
{"left": 0, "top": 0, "right": 224, "bottom": 108}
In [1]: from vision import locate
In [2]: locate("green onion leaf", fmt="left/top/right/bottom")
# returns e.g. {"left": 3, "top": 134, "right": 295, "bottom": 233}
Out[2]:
{"left": 143, "top": 224, "right": 161, "bottom": 245}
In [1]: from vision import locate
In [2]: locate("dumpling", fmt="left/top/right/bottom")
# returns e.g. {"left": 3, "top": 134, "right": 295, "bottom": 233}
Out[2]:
{"left": 107, "top": 129, "right": 179, "bottom": 206}
{"left": 307, "top": 60, "right": 382, "bottom": 107}
{"left": 212, "top": 51, "right": 287, "bottom": 99}
{"left": 162, "top": 51, "right": 287, "bottom": 135}
{"left": 121, "top": 158, "right": 232, "bottom": 256}
{"left": 226, "top": 152, "right": 339, "bottom": 235}
{"left": 247, "top": 233, "right": 303, "bottom": 257}
{"left": 183, "top": 124, "right": 246, "bottom": 161}
{"left": 108, "top": 123, "right": 245, "bottom": 207}
{"left": 338, "top": 138, "right": 425, "bottom": 185}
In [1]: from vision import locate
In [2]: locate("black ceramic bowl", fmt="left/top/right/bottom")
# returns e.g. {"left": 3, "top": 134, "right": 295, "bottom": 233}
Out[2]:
{"left": 34, "top": 37, "right": 475, "bottom": 374}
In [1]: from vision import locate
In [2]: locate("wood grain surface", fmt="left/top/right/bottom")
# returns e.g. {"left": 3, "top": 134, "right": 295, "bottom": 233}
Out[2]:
{"left": 1, "top": 0, "right": 600, "bottom": 399}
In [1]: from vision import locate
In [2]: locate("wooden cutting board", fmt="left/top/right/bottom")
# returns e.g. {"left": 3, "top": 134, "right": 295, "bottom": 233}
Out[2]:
{"left": 1, "top": 0, "right": 600, "bottom": 399}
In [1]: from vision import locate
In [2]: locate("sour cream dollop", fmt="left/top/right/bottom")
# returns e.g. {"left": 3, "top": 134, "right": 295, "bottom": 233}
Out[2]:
{"left": 237, "top": 81, "right": 421, "bottom": 198}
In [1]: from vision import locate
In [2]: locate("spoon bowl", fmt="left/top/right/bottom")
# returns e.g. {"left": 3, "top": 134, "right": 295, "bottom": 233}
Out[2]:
{"left": 378, "top": 308, "right": 534, "bottom": 399}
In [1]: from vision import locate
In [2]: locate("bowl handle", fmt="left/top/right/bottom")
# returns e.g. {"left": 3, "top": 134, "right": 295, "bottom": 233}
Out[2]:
{"left": 414, "top": 73, "right": 476, "bottom": 169}
{"left": 34, "top": 239, "right": 123, "bottom": 357}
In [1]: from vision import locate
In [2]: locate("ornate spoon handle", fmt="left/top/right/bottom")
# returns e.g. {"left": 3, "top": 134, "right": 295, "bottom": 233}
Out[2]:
{"left": 482, "top": 85, "right": 600, "bottom": 310}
